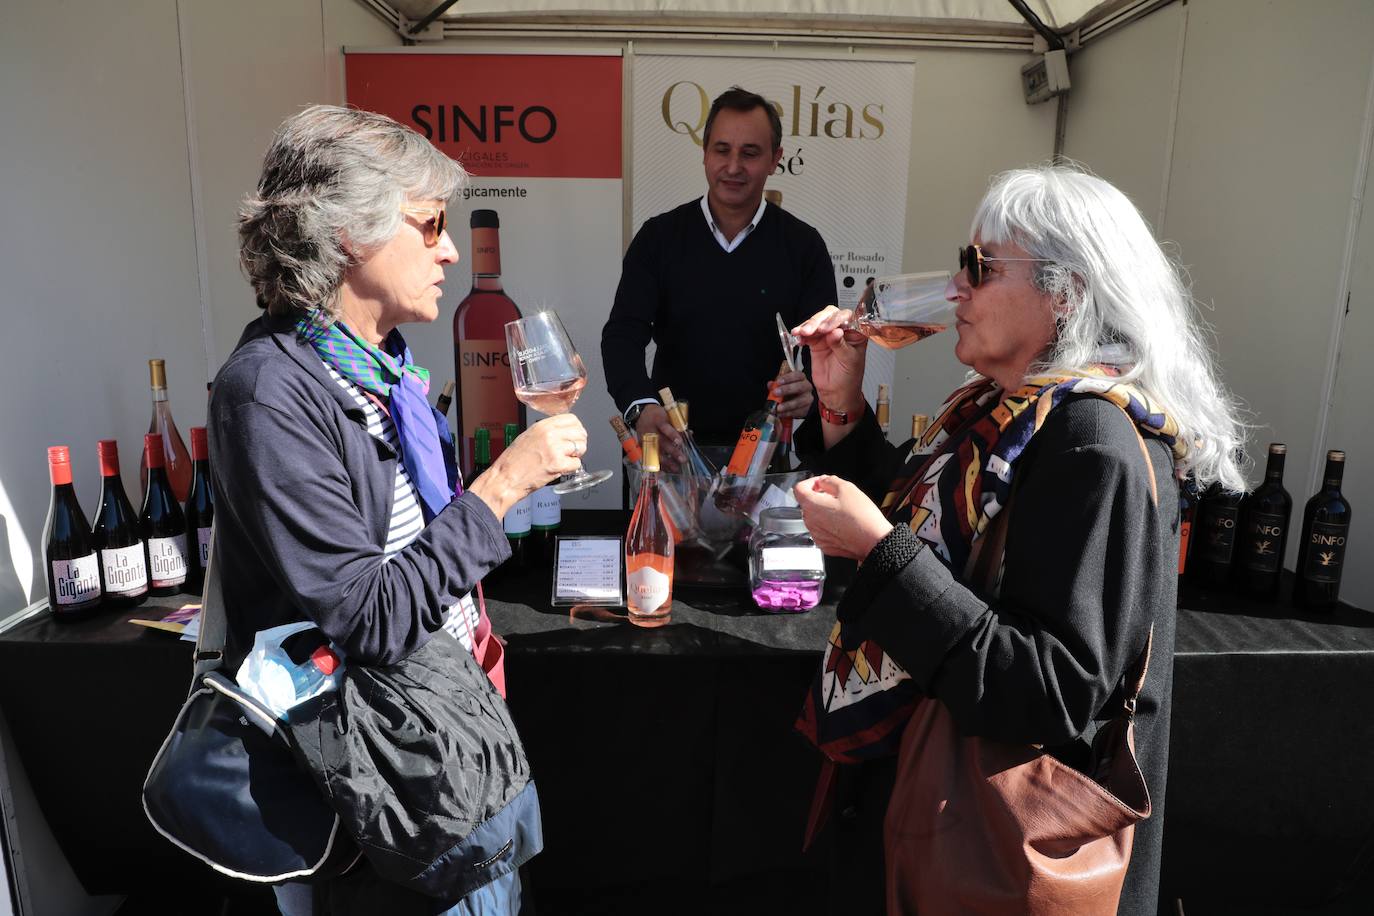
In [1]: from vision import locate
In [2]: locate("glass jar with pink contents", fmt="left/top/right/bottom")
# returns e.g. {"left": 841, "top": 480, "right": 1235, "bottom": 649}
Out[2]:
{"left": 748, "top": 508, "right": 826, "bottom": 612}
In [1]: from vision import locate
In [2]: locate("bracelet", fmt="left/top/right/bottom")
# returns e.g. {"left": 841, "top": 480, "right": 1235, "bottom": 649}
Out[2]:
{"left": 818, "top": 400, "right": 854, "bottom": 425}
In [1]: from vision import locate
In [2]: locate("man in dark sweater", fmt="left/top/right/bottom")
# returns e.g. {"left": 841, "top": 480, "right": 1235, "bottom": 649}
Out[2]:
{"left": 601, "top": 87, "right": 837, "bottom": 452}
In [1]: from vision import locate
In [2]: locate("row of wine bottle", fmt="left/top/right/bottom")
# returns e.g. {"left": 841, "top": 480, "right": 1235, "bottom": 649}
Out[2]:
{"left": 44, "top": 430, "right": 215, "bottom": 617}
{"left": 1182, "top": 445, "right": 1353, "bottom": 608}
{"left": 470, "top": 422, "right": 561, "bottom": 573}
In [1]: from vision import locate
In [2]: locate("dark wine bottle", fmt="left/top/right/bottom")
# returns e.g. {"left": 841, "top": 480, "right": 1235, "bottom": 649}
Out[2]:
{"left": 183, "top": 427, "right": 215, "bottom": 594}
{"left": 472, "top": 427, "right": 493, "bottom": 479}
{"left": 1234, "top": 444, "right": 1292, "bottom": 596}
{"left": 1189, "top": 482, "right": 1242, "bottom": 588}
{"left": 141, "top": 433, "right": 189, "bottom": 596}
{"left": 435, "top": 379, "right": 455, "bottom": 419}
{"left": 1293, "top": 450, "right": 1353, "bottom": 609}
{"left": 91, "top": 439, "right": 148, "bottom": 607}
{"left": 44, "top": 446, "right": 103, "bottom": 616}
{"left": 1177, "top": 475, "right": 1198, "bottom": 580}
{"left": 502, "top": 423, "right": 530, "bottom": 572}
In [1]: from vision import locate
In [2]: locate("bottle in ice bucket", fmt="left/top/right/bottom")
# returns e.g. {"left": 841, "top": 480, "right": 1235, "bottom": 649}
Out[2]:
{"left": 714, "top": 379, "right": 785, "bottom": 516}
{"left": 749, "top": 507, "right": 825, "bottom": 612}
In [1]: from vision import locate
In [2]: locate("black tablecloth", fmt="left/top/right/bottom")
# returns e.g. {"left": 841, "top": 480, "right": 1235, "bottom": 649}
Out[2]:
{"left": 2, "top": 510, "right": 1372, "bottom": 913}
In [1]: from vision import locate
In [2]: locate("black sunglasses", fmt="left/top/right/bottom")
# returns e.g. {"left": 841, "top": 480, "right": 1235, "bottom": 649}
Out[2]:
{"left": 958, "top": 243, "right": 1049, "bottom": 288}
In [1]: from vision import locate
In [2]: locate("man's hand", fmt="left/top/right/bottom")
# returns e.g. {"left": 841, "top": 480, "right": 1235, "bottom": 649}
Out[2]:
{"left": 633, "top": 404, "right": 686, "bottom": 471}
{"left": 792, "top": 475, "right": 893, "bottom": 562}
{"left": 774, "top": 369, "right": 814, "bottom": 420}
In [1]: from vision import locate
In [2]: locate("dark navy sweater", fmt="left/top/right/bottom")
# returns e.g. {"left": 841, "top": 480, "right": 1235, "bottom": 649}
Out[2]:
{"left": 601, "top": 199, "right": 837, "bottom": 443}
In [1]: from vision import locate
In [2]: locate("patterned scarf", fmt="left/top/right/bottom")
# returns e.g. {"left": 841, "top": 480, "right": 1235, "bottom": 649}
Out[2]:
{"left": 797, "top": 371, "right": 1183, "bottom": 764}
{"left": 298, "top": 316, "right": 459, "bottom": 521}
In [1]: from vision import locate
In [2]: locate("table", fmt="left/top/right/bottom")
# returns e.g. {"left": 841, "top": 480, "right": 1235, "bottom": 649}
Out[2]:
{"left": 1, "top": 510, "right": 1372, "bottom": 914}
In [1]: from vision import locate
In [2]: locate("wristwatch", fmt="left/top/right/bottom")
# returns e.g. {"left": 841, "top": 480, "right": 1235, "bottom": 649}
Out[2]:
{"left": 625, "top": 403, "right": 650, "bottom": 427}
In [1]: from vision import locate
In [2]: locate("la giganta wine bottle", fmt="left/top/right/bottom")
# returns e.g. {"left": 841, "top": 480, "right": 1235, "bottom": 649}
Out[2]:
{"left": 44, "top": 446, "right": 103, "bottom": 616}
{"left": 626, "top": 433, "right": 674, "bottom": 627}
{"left": 139, "top": 359, "right": 193, "bottom": 503}
{"left": 92, "top": 439, "right": 148, "bottom": 607}
{"left": 183, "top": 426, "right": 215, "bottom": 594}
{"left": 1293, "top": 449, "right": 1353, "bottom": 609}
{"left": 1235, "top": 443, "right": 1292, "bottom": 597}
{"left": 453, "top": 209, "right": 524, "bottom": 477}
{"left": 141, "top": 433, "right": 189, "bottom": 596}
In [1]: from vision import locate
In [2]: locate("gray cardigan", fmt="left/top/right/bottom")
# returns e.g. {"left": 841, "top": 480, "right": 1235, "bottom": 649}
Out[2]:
{"left": 208, "top": 315, "right": 510, "bottom": 670}
{"left": 799, "top": 394, "right": 1179, "bottom": 916}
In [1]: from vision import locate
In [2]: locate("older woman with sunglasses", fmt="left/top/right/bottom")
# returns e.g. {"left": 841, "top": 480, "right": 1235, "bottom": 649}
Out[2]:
{"left": 212, "top": 105, "right": 585, "bottom": 916}
{"left": 792, "top": 166, "right": 1244, "bottom": 915}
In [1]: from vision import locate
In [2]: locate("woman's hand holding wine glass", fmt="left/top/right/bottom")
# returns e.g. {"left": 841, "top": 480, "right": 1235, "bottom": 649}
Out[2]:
{"left": 467, "top": 414, "right": 587, "bottom": 519}
{"left": 505, "top": 310, "right": 613, "bottom": 494}
{"left": 792, "top": 305, "right": 867, "bottom": 414}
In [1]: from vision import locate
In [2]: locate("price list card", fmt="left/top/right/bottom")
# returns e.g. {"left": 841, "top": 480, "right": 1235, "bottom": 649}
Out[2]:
{"left": 551, "top": 536, "right": 625, "bottom": 606}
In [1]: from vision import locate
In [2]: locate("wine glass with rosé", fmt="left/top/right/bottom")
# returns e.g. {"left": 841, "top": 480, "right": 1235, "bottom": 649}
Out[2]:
{"left": 504, "top": 310, "right": 613, "bottom": 494}
{"left": 843, "top": 270, "right": 955, "bottom": 349}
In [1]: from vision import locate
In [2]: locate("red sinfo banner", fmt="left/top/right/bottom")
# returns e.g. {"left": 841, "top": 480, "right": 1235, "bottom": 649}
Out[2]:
{"left": 346, "top": 53, "right": 622, "bottom": 180}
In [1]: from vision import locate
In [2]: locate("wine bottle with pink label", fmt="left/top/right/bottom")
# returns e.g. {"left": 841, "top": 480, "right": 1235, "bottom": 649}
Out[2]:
{"left": 626, "top": 434, "right": 674, "bottom": 627}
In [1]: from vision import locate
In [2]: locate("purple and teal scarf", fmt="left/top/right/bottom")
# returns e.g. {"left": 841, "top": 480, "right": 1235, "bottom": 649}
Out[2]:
{"left": 298, "top": 316, "right": 459, "bottom": 521}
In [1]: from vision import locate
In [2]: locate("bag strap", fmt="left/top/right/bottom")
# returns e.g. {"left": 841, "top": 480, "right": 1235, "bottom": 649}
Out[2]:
{"left": 193, "top": 526, "right": 226, "bottom": 679}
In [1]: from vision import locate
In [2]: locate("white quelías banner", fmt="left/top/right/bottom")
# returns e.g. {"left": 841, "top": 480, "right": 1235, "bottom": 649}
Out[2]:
{"left": 632, "top": 54, "right": 915, "bottom": 405}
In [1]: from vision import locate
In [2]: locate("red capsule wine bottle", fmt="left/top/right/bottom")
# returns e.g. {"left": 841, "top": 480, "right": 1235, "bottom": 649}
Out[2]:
{"left": 1234, "top": 444, "right": 1292, "bottom": 597}
{"left": 183, "top": 427, "right": 215, "bottom": 594}
{"left": 91, "top": 439, "right": 149, "bottom": 607}
{"left": 44, "top": 446, "right": 103, "bottom": 616}
{"left": 1293, "top": 450, "right": 1353, "bottom": 610}
{"left": 141, "top": 433, "right": 189, "bottom": 596}
{"left": 1177, "top": 475, "right": 1198, "bottom": 580}
{"left": 1189, "top": 482, "right": 1242, "bottom": 588}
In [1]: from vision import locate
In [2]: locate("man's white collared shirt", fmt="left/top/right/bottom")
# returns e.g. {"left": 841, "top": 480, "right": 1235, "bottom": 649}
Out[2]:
{"left": 700, "top": 195, "right": 768, "bottom": 253}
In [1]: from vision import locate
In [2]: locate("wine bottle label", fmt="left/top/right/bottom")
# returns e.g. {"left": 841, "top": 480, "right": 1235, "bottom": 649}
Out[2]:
{"left": 761, "top": 546, "right": 825, "bottom": 573}
{"left": 627, "top": 563, "right": 672, "bottom": 613}
{"left": 148, "top": 534, "right": 188, "bottom": 587}
{"left": 51, "top": 554, "right": 101, "bottom": 606}
{"left": 101, "top": 544, "right": 149, "bottom": 596}
{"left": 1302, "top": 521, "right": 1348, "bottom": 583}
{"left": 726, "top": 427, "right": 767, "bottom": 477}
{"left": 197, "top": 526, "right": 213, "bottom": 568}
{"left": 1241, "top": 512, "right": 1286, "bottom": 573}
{"left": 1200, "top": 505, "right": 1238, "bottom": 563}
{"left": 531, "top": 486, "right": 561, "bottom": 528}
{"left": 504, "top": 497, "right": 532, "bottom": 537}
{"left": 459, "top": 339, "right": 519, "bottom": 453}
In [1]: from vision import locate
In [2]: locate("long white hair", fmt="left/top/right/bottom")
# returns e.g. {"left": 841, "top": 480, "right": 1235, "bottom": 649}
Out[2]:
{"left": 971, "top": 165, "right": 1246, "bottom": 491}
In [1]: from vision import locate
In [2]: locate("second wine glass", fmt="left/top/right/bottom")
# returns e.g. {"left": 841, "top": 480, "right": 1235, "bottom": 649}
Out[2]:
{"left": 504, "top": 311, "right": 612, "bottom": 494}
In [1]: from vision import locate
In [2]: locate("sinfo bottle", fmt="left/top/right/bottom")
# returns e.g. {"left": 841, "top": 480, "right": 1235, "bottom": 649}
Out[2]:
{"left": 626, "top": 434, "right": 674, "bottom": 627}
{"left": 453, "top": 209, "right": 524, "bottom": 475}
{"left": 714, "top": 382, "right": 784, "bottom": 515}
{"left": 1235, "top": 444, "right": 1292, "bottom": 596}
{"left": 139, "top": 359, "right": 192, "bottom": 502}
{"left": 609, "top": 415, "right": 642, "bottom": 465}
{"left": 44, "top": 447, "right": 103, "bottom": 616}
{"left": 92, "top": 439, "right": 148, "bottom": 607}
{"left": 1189, "top": 483, "right": 1242, "bottom": 588}
{"left": 1294, "top": 450, "right": 1353, "bottom": 609}
{"left": 141, "top": 433, "right": 189, "bottom": 596}
{"left": 183, "top": 427, "right": 215, "bottom": 594}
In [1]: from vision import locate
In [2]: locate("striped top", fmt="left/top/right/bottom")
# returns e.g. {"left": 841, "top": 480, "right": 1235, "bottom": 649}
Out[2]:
{"left": 326, "top": 365, "right": 480, "bottom": 651}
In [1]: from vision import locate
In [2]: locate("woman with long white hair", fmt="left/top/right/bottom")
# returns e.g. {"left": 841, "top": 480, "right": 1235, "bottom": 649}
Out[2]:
{"left": 793, "top": 165, "right": 1243, "bottom": 914}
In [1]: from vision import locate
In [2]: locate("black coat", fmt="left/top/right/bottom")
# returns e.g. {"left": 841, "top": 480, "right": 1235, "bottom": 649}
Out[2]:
{"left": 799, "top": 393, "right": 1179, "bottom": 916}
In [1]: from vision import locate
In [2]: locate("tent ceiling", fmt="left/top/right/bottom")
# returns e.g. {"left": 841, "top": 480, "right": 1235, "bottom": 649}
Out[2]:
{"left": 384, "top": 0, "right": 1146, "bottom": 38}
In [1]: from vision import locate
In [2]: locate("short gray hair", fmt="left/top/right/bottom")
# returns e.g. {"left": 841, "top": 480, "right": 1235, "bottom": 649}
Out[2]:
{"left": 239, "top": 104, "right": 467, "bottom": 319}
{"left": 971, "top": 164, "right": 1246, "bottom": 491}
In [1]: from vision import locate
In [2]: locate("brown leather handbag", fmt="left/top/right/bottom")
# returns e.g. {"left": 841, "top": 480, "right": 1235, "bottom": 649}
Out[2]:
{"left": 883, "top": 433, "right": 1158, "bottom": 915}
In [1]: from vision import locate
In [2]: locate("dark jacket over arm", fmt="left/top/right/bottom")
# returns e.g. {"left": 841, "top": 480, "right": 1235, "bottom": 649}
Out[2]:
{"left": 210, "top": 316, "right": 511, "bottom": 668}
{"left": 799, "top": 394, "right": 1179, "bottom": 914}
